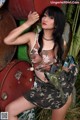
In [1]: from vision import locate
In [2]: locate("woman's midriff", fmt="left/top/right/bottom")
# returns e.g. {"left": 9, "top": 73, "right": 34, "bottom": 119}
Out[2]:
{"left": 35, "top": 70, "right": 49, "bottom": 83}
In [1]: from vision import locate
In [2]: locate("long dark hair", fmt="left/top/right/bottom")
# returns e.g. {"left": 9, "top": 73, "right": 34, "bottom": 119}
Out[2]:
{"left": 38, "top": 6, "right": 65, "bottom": 60}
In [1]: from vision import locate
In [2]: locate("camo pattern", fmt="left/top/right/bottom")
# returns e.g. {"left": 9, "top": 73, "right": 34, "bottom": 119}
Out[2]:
{"left": 24, "top": 62, "right": 78, "bottom": 109}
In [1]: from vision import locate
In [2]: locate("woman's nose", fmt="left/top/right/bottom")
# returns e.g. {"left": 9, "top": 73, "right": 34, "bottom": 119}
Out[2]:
{"left": 44, "top": 17, "right": 47, "bottom": 20}
{"left": 43, "top": 17, "right": 48, "bottom": 21}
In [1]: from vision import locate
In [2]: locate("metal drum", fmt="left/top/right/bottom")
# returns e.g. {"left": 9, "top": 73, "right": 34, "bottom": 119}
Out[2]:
{"left": 0, "top": 10, "right": 17, "bottom": 71}
{"left": 8, "top": 0, "right": 63, "bottom": 20}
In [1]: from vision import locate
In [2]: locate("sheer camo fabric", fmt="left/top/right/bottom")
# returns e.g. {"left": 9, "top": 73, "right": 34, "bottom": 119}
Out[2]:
{"left": 24, "top": 55, "right": 78, "bottom": 109}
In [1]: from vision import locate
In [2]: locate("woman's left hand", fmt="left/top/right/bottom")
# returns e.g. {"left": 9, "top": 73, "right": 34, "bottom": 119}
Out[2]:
{"left": 62, "top": 64, "right": 75, "bottom": 72}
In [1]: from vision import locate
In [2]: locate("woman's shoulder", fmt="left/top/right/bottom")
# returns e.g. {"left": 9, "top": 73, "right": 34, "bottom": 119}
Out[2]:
{"left": 28, "top": 32, "right": 39, "bottom": 41}
{"left": 27, "top": 32, "right": 36, "bottom": 38}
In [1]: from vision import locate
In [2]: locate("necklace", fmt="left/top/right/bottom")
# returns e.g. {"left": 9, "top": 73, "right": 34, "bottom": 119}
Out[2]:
{"left": 43, "top": 37, "right": 53, "bottom": 41}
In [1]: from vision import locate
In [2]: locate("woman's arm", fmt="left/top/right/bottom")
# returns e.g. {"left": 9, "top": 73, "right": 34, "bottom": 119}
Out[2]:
{"left": 4, "top": 11, "right": 39, "bottom": 45}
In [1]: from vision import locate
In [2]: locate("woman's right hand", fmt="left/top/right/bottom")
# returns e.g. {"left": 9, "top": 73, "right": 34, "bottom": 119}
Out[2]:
{"left": 4, "top": 11, "right": 39, "bottom": 45}
{"left": 26, "top": 11, "right": 39, "bottom": 26}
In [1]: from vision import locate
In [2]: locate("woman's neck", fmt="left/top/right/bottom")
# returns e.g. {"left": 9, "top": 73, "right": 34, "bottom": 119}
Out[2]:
{"left": 43, "top": 29, "right": 53, "bottom": 40}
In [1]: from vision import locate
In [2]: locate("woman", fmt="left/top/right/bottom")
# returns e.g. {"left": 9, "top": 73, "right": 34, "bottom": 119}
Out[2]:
{"left": 4, "top": 6, "right": 76, "bottom": 120}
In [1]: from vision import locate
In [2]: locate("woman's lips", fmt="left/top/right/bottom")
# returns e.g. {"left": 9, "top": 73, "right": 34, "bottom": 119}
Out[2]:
{"left": 42, "top": 22, "right": 47, "bottom": 25}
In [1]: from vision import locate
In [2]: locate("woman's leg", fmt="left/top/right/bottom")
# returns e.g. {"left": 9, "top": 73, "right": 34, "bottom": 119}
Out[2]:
{"left": 52, "top": 94, "right": 72, "bottom": 120}
{"left": 5, "top": 96, "right": 36, "bottom": 120}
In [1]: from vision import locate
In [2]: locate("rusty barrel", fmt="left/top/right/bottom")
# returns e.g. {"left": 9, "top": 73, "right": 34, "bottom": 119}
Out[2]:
{"left": 0, "top": 10, "right": 17, "bottom": 71}
{"left": 8, "top": 0, "right": 63, "bottom": 20}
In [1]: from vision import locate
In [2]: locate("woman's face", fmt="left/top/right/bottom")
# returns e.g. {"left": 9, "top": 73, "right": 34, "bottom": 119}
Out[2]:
{"left": 41, "top": 13, "right": 55, "bottom": 30}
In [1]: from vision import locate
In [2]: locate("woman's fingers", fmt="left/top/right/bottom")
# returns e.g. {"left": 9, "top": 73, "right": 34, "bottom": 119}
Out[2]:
{"left": 28, "top": 11, "right": 39, "bottom": 19}
{"left": 62, "top": 66, "right": 69, "bottom": 72}
{"left": 27, "top": 11, "right": 39, "bottom": 25}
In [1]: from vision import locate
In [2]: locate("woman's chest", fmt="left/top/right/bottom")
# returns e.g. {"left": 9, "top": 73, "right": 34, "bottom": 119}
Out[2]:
{"left": 30, "top": 47, "right": 57, "bottom": 64}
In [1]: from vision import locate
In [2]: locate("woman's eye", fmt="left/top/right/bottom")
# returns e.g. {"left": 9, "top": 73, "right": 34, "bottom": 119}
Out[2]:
{"left": 43, "top": 14, "right": 46, "bottom": 17}
{"left": 50, "top": 16, "right": 53, "bottom": 19}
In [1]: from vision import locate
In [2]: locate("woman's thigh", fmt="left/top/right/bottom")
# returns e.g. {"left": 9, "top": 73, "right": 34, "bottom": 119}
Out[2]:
{"left": 52, "top": 94, "right": 72, "bottom": 120}
{"left": 5, "top": 96, "right": 36, "bottom": 116}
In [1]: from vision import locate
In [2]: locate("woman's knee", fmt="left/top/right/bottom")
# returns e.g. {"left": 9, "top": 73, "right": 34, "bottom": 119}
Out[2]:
{"left": 5, "top": 103, "right": 16, "bottom": 116}
{"left": 5, "top": 104, "right": 11, "bottom": 112}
